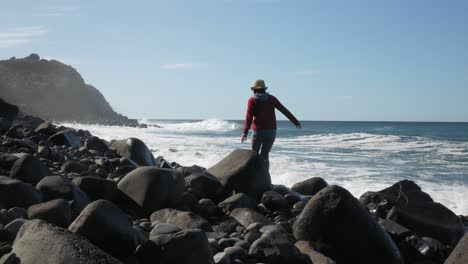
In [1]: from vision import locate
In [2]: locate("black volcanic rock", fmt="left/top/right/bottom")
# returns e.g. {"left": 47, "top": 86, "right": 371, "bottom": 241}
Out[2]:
{"left": 360, "top": 180, "right": 465, "bottom": 247}
{"left": 11, "top": 219, "right": 121, "bottom": 264}
{"left": 0, "top": 98, "right": 18, "bottom": 122}
{"left": 117, "top": 167, "right": 184, "bottom": 216}
{"left": 0, "top": 54, "right": 138, "bottom": 126}
{"left": 69, "top": 200, "right": 139, "bottom": 260}
{"left": 110, "top": 138, "right": 156, "bottom": 166}
{"left": 207, "top": 149, "right": 271, "bottom": 199}
{"left": 293, "top": 185, "right": 403, "bottom": 264}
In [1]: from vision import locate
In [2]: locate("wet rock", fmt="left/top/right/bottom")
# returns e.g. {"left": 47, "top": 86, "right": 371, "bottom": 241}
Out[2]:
{"left": 110, "top": 138, "right": 156, "bottom": 166}
{"left": 36, "top": 176, "right": 90, "bottom": 213}
{"left": 261, "top": 191, "right": 288, "bottom": 212}
{"left": 361, "top": 180, "right": 465, "bottom": 246}
{"left": 185, "top": 172, "right": 223, "bottom": 200}
{"left": 150, "top": 208, "right": 212, "bottom": 232}
{"left": 11, "top": 219, "right": 120, "bottom": 264}
{"left": 445, "top": 233, "right": 468, "bottom": 264}
{"left": 291, "top": 177, "right": 328, "bottom": 196}
{"left": 295, "top": 241, "right": 336, "bottom": 264}
{"left": 69, "top": 200, "right": 139, "bottom": 260}
{"left": 27, "top": 199, "right": 71, "bottom": 227}
{"left": 207, "top": 149, "right": 271, "bottom": 199}
{"left": 48, "top": 129, "right": 82, "bottom": 147}
{"left": 117, "top": 167, "right": 185, "bottom": 216}
{"left": 0, "top": 176, "right": 42, "bottom": 210}
{"left": 136, "top": 229, "right": 214, "bottom": 264}
{"left": 72, "top": 176, "right": 117, "bottom": 201}
{"left": 84, "top": 136, "right": 109, "bottom": 152}
{"left": 229, "top": 208, "right": 274, "bottom": 228}
{"left": 293, "top": 185, "right": 403, "bottom": 264}
{"left": 219, "top": 193, "right": 257, "bottom": 214}
{"left": 9, "top": 154, "right": 49, "bottom": 186}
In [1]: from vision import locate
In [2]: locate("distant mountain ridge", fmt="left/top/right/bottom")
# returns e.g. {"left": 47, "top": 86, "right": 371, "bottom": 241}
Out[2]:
{"left": 0, "top": 54, "right": 138, "bottom": 126}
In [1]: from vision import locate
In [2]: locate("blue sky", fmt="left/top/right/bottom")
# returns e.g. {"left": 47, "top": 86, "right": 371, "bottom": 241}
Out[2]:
{"left": 1, "top": 0, "right": 467, "bottom": 122}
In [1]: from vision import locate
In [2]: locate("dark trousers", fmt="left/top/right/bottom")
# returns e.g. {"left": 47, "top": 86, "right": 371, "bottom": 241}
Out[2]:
{"left": 251, "top": 134, "right": 276, "bottom": 170}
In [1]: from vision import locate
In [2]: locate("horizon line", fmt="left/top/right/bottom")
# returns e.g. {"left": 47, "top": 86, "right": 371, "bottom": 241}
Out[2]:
{"left": 135, "top": 118, "right": 468, "bottom": 124}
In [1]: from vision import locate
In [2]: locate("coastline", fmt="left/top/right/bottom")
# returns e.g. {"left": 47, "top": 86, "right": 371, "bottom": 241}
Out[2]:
{"left": 1, "top": 101, "right": 467, "bottom": 263}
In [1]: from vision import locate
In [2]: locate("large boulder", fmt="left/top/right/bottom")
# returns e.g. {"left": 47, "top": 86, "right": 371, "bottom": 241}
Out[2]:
{"left": 207, "top": 149, "right": 271, "bottom": 199}
{"left": 293, "top": 185, "right": 403, "bottom": 264}
{"left": 445, "top": 233, "right": 468, "bottom": 264}
{"left": 291, "top": 177, "right": 328, "bottom": 196}
{"left": 109, "top": 138, "right": 156, "bottom": 166}
{"left": 0, "top": 176, "right": 42, "bottom": 209}
{"left": 9, "top": 154, "right": 49, "bottom": 186}
{"left": 69, "top": 200, "right": 139, "bottom": 260}
{"left": 136, "top": 229, "right": 214, "bottom": 264}
{"left": 36, "top": 176, "right": 90, "bottom": 213}
{"left": 117, "top": 167, "right": 185, "bottom": 216}
{"left": 84, "top": 136, "right": 109, "bottom": 152}
{"left": 0, "top": 98, "right": 18, "bottom": 122}
{"left": 360, "top": 180, "right": 465, "bottom": 246}
{"left": 10, "top": 219, "right": 121, "bottom": 264}
{"left": 48, "top": 129, "right": 82, "bottom": 147}
{"left": 150, "top": 208, "right": 212, "bottom": 232}
{"left": 184, "top": 172, "right": 223, "bottom": 200}
{"left": 72, "top": 176, "right": 117, "bottom": 201}
{"left": 27, "top": 199, "right": 72, "bottom": 228}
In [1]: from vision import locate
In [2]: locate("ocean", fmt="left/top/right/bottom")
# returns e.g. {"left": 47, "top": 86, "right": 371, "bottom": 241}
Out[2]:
{"left": 62, "top": 119, "right": 468, "bottom": 215}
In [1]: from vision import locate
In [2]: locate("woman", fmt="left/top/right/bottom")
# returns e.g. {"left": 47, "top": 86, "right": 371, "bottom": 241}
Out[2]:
{"left": 241, "top": 79, "right": 301, "bottom": 170}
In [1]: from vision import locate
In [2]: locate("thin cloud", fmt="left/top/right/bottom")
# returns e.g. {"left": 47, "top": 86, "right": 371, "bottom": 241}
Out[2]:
{"left": 35, "top": 6, "right": 78, "bottom": 17}
{"left": 160, "top": 63, "right": 201, "bottom": 70}
{"left": 0, "top": 27, "right": 48, "bottom": 48}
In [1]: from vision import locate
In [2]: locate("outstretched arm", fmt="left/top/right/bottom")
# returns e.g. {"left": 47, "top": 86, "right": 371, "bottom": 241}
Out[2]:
{"left": 242, "top": 99, "right": 254, "bottom": 142}
{"left": 274, "top": 97, "right": 301, "bottom": 128}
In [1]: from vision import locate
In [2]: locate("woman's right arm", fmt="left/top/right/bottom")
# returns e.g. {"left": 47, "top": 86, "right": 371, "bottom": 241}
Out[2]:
{"left": 242, "top": 98, "right": 254, "bottom": 142}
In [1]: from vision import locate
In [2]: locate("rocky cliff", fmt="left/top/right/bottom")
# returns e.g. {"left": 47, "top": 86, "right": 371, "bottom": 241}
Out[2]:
{"left": 0, "top": 54, "right": 138, "bottom": 126}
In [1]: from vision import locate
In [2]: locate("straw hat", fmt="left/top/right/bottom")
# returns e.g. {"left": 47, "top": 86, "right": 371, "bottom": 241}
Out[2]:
{"left": 251, "top": 79, "right": 268, "bottom": 90}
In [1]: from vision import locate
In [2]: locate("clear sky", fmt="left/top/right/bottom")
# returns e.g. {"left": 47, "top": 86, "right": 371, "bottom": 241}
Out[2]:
{"left": 1, "top": 0, "right": 467, "bottom": 122}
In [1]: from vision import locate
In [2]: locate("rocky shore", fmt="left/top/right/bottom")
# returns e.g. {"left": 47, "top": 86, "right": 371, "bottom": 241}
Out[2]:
{"left": 0, "top": 98, "right": 467, "bottom": 264}
{"left": 0, "top": 54, "right": 140, "bottom": 127}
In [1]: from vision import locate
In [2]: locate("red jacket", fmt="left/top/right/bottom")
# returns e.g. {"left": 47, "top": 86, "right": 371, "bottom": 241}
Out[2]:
{"left": 243, "top": 94, "right": 300, "bottom": 135}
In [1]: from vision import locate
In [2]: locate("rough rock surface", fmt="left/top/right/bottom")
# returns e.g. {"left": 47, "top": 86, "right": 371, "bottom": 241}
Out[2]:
{"left": 69, "top": 200, "right": 139, "bottom": 259}
{"left": 207, "top": 149, "right": 271, "bottom": 199}
{"left": 293, "top": 185, "right": 403, "bottom": 264}
{"left": 360, "top": 180, "right": 465, "bottom": 246}
{"left": 11, "top": 219, "right": 121, "bottom": 264}
{"left": 117, "top": 167, "right": 184, "bottom": 216}
{"left": 110, "top": 138, "right": 156, "bottom": 166}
